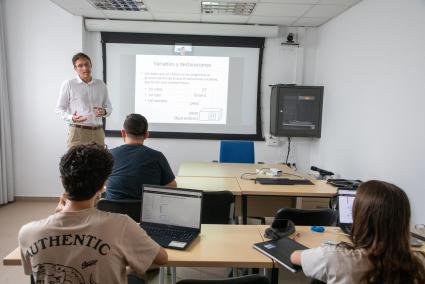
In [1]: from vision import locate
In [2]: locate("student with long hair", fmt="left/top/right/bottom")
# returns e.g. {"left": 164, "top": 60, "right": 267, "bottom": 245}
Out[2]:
{"left": 290, "top": 180, "right": 425, "bottom": 284}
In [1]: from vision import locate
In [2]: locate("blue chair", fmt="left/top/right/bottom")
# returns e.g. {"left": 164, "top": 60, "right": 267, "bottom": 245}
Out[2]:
{"left": 219, "top": 140, "right": 255, "bottom": 163}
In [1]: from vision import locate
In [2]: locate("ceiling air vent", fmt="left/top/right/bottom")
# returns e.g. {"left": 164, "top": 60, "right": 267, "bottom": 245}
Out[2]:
{"left": 88, "top": 0, "right": 147, "bottom": 11}
{"left": 201, "top": 1, "right": 256, "bottom": 16}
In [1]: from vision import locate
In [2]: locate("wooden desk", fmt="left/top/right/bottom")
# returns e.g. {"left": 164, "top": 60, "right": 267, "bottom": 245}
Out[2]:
{"left": 239, "top": 179, "right": 337, "bottom": 223}
{"left": 3, "top": 225, "right": 272, "bottom": 268}
{"left": 175, "top": 176, "right": 241, "bottom": 195}
{"left": 3, "top": 247, "right": 20, "bottom": 266}
{"left": 4, "top": 225, "right": 274, "bottom": 284}
{"left": 165, "top": 224, "right": 272, "bottom": 268}
{"left": 178, "top": 162, "right": 291, "bottom": 178}
{"left": 256, "top": 225, "right": 425, "bottom": 253}
{"left": 177, "top": 162, "right": 337, "bottom": 224}
{"left": 238, "top": 179, "right": 336, "bottom": 197}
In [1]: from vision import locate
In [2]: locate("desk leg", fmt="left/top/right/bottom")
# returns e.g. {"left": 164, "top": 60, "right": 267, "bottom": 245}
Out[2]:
{"left": 242, "top": 195, "right": 248, "bottom": 225}
{"left": 159, "top": 267, "right": 165, "bottom": 284}
{"left": 270, "top": 268, "right": 278, "bottom": 284}
{"left": 172, "top": 267, "right": 176, "bottom": 284}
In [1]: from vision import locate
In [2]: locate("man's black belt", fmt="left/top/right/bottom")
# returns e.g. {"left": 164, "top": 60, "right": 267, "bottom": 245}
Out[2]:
{"left": 70, "top": 124, "right": 103, "bottom": 130}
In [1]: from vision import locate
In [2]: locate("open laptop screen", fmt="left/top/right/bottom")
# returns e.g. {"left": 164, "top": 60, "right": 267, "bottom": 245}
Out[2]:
{"left": 142, "top": 186, "right": 202, "bottom": 229}
{"left": 338, "top": 189, "right": 356, "bottom": 224}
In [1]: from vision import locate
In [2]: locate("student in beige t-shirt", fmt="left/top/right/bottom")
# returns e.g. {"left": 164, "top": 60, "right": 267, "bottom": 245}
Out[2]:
{"left": 18, "top": 144, "right": 167, "bottom": 283}
{"left": 291, "top": 180, "right": 425, "bottom": 284}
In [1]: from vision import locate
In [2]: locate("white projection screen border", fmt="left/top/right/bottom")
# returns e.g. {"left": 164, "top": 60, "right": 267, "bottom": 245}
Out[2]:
{"left": 101, "top": 32, "right": 264, "bottom": 140}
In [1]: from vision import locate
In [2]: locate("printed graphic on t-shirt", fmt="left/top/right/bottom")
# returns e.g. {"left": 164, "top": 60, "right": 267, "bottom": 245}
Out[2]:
{"left": 33, "top": 263, "right": 90, "bottom": 284}
{"left": 26, "top": 234, "right": 111, "bottom": 284}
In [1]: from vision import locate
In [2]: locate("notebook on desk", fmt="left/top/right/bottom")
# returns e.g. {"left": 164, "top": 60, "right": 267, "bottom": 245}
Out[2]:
{"left": 140, "top": 185, "right": 203, "bottom": 250}
{"left": 253, "top": 237, "right": 307, "bottom": 273}
{"left": 255, "top": 178, "right": 313, "bottom": 185}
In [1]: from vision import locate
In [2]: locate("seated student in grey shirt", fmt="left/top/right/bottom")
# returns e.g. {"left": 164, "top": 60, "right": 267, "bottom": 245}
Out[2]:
{"left": 290, "top": 180, "right": 425, "bottom": 284}
{"left": 19, "top": 144, "right": 167, "bottom": 283}
{"left": 106, "top": 113, "right": 176, "bottom": 200}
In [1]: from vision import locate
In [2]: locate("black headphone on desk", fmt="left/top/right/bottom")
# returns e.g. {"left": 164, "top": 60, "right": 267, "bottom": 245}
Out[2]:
{"left": 264, "top": 219, "right": 296, "bottom": 240}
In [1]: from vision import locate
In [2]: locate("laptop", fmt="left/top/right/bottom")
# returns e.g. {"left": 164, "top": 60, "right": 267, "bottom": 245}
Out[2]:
{"left": 337, "top": 189, "right": 356, "bottom": 234}
{"left": 256, "top": 178, "right": 313, "bottom": 185}
{"left": 140, "top": 185, "right": 203, "bottom": 250}
{"left": 337, "top": 188, "right": 424, "bottom": 247}
{"left": 253, "top": 237, "right": 307, "bottom": 273}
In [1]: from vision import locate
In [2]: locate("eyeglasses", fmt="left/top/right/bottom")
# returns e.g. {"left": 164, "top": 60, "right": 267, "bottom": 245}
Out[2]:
{"left": 75, "top": 62, "right": 91, "bottom": 69}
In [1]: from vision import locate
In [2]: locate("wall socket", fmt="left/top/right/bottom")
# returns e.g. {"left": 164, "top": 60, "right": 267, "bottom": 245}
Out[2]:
{"left": 265, "top": 134, "right": 280, "bottom": 146}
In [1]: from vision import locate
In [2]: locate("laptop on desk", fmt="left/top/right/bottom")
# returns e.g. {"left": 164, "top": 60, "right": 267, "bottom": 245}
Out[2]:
{"left": 337, "top": 189, "right": 356, "bottom": 234}
{"left": 140, "top": 185, "right": 203, "bottom": 250}
{"left": 337, "top": 188, "right": 423, "bottom": 247}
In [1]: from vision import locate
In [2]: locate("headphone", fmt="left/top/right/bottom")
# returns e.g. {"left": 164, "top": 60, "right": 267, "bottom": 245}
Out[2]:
{"left": 264, "top": 219, "right": 295, "bottom": 240}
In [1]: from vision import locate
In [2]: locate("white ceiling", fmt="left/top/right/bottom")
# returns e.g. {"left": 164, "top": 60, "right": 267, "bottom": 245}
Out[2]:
{"left": 51, "top": 0, "right": 362, "bottom": 27}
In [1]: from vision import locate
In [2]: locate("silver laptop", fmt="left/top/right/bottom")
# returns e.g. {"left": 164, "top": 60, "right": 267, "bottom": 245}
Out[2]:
{"left": 140, "top": 185, "right": 203, "bottom": 250}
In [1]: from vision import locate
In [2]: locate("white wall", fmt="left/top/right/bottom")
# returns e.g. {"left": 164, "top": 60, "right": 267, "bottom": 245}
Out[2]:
{"left": 87, "top": 30, "right": 315, "bottom": 174}
{"left": 4, "top": 0, "right": 83, "bottom": 197}
{"left": 4, "top": 0, "right": 315, "bottom": 197}
{"left": 309, "top": 0, "right": 425, "bottom": 223}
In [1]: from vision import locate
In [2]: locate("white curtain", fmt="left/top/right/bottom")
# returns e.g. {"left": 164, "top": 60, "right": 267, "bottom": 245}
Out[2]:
{"left": 0, "top": 0, "right": 14, "bottom": 205}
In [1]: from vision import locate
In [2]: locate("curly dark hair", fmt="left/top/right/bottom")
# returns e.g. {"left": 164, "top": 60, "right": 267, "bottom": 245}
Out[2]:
{"left": 59, "top": 144, "right": 114, "bottom": 201}
{"left": 123, "top": 113, "right": 148, "bottom": 137}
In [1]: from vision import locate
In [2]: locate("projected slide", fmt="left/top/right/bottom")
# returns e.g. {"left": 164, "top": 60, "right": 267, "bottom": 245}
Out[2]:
{"left": 135, "top": 55, "right": 229, "bottom": 124}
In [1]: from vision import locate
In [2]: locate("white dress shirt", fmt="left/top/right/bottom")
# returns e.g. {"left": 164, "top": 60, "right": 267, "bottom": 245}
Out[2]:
{"left": 55, "top": 76, "right": 112, "bottom": 126}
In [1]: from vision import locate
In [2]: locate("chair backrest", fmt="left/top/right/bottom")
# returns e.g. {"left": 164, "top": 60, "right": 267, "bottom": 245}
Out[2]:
{"left": 96, "top": 198, "right": 142, "bottom": 223}
{"left": 127, "top": 273, "right": 145, "bottom": 284}
{"left": 201, "top": 191, "right": 235, "bottom": 224}
{"left": 275, "top": 208, "right": 337, "bottom": 226}
{"left": 219, "top": 140, "right": 255, "bottom": 164}
{"left": 177, "top": 275, "right": 270, "bottom": 284}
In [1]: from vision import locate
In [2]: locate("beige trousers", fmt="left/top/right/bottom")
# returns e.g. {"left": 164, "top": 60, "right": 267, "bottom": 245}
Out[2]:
{"left": 67, "top": 126, "right": 105, "bottom": 148}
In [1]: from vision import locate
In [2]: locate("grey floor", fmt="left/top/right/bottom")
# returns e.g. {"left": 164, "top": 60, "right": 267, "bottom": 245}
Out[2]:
{"left": 0, "top": 201, "right": 309, "bottom": 284}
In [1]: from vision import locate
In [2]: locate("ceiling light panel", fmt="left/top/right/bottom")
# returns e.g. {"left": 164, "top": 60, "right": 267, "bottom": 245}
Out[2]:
{"left": 201, "top": 1, "right": 256, "bottom": 16}
{"left": 88, "top": 0, "right": 147, "bottom": 11}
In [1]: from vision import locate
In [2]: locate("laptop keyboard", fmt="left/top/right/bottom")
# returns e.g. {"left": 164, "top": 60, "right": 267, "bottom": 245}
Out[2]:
{"left": 340, "top": 224, "right": 352, "bottom": 235}
{"left": 141, "top": 224, "right": 194, "bottom": 242}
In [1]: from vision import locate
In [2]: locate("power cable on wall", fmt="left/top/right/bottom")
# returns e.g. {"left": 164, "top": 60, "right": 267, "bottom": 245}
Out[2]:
{"left": 285, "top": 137, "right": 291, "bottom": 164}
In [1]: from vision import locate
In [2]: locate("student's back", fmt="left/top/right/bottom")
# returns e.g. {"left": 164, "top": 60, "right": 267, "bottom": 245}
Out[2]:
{"left": 19, "top": 208, "right": 159, "bottom": 283}
{"left": 291, "top": 180, "right": 425, "bottom": 284}
{"left": 106, "top": 113, "right": 176, "bottom": 200}
{"left": 107, "top": 144, "right": 174, "bottom": 199}
{"left": 18, "top": 144, "right": 167, "bottom": 283}
{"left": 301, "top": 241, "right": 425, "bottom": 284}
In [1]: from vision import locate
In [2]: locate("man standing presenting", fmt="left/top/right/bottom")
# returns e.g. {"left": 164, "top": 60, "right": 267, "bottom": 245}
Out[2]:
{"left": 55, "top": 53, "right": 112, "bottom": 148}
{"left": 106, "top": 113, "right": 176, "bottom": 200}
